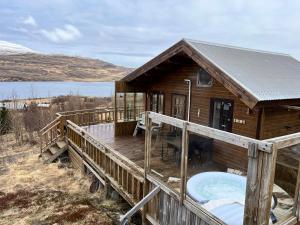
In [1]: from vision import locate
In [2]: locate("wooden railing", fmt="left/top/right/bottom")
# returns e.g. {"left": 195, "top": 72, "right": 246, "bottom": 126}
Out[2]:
{"left": 39, "top": 106, "right": 143, "bottom": 152}
{"left": 66, "top": 120, "right": 144, "bottom": 205}
{"left": 39, "top": 115, "right": 62, "bottom": 152}
{"left": 38, "top": 108, "right": 300, "bottom": 225}
{"left": 143, "top": 112, "right": 299, "bottom": 225}
{"left": 57, "top": 107, "right": 115, "bottom": 127}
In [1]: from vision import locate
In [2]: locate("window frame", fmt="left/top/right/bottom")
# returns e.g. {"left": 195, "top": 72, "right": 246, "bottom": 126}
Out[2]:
{"left": 196, "top": 68, "right": 213, "bottom": 87}
{"left": 149, "top": 92, "right": 165, "bottom": 114}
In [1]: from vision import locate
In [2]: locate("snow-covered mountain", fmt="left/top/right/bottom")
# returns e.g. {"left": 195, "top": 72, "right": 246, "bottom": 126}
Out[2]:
{"left": 0, "top": 40, "right": 35, "bottom": 55}
{"left": 0, "top": 41, "right": 131, "bottom": 81}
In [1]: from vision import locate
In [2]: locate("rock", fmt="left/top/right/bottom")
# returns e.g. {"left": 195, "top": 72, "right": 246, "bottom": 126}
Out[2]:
{"left": 110, "top": 191, "right": 120, "bottom": 201}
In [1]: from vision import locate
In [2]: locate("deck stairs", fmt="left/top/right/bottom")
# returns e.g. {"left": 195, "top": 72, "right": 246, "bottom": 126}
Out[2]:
{"left": 41, "top": 140, "right": 67, "bottom": 164}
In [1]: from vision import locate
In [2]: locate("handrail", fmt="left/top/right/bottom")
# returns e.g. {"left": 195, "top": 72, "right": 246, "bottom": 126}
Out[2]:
{"left": 57, "top": 107, "right": 115, "bottom": 116}
{"left": 148, "top": 111, "right": 273, "bottom": 153}
{"left": 39, "top": 115, "right": 62, "bottom": 134}
{"left": 39, "top": 115, "right": 62, "bottom": 153}
{"left": 66, "top": 119, "right": 144, "bottom": 175}
{"left": 120, "top": 185, "right": 160, "bottom": 225}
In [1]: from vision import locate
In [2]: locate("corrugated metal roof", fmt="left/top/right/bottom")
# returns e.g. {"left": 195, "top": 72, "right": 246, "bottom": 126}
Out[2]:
{"left": 185, "top": 39, "right": 300, "bottom": 101}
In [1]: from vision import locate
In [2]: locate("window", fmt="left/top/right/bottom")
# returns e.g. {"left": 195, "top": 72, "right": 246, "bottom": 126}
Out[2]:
{"left": 197, "top": 68, "right": 213, "bottom": 87}
{"left": 150, "top": 93, "right": 164, "bottom": 114}
{"left": 210, "top": 98, "right": 233, "bottom": 132}
{"left": 171, "top": 94, "right": 186, "bottom": 120}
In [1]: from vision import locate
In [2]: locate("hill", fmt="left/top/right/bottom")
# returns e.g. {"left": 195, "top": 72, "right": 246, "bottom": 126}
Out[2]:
{"left": 0, "top": 53, "right": 131, "bottom": 82}
{"left": 0, "top": 41, "right": 131, "bottom": 81}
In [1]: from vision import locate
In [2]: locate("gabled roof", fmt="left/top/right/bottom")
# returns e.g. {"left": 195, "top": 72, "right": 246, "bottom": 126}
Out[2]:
{"left": 122, "top": 39, "right": 300, "bottom": 108}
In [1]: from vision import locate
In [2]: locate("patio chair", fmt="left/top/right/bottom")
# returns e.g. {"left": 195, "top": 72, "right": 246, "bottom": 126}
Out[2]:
{"left": 133, "top": 112, "right": 146, "bottom": 136}
{"left": 133, "top": 112, "right": 162, "bottom": 148}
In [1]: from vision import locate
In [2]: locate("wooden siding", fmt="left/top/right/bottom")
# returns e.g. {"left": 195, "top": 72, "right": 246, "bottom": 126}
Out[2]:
{"left": 68, "top": 145, "right": 84, "bottom": 171}
{"left": 144, "top": 62, "right": 258, "bottom": 170}
{"left": 261, "top": 107, "right": 300, "bottom": 139}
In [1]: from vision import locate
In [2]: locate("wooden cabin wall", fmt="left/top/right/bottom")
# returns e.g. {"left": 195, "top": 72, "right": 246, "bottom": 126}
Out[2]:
{"left": 143, "top": 62, "right": 259, "bottom": 170}
{"left": 261, "top": 107, "right": 300, "bottom": 139}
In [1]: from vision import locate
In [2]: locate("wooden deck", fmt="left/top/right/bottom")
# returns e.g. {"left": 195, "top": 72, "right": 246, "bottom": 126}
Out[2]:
{"left": 83, "top": 123, "right": 295, "bottom": 222}
{"left": 84, "top": 123, "right": 226, "bottom": 189}
{"left": 39, "top": 108, "right": 300, "bottom": 225}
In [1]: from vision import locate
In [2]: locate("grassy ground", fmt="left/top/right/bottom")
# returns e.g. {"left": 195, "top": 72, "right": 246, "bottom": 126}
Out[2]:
{"left": 0, "top": 134, "right": 129, "bottom": 225}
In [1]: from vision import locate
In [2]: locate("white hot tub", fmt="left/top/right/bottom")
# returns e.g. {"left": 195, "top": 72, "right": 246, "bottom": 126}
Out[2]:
{"left": 187, "top": 172, "right": 246, "bottom": 204}
{"left": 187, "top": 172, "right": 286, "bottom": 225}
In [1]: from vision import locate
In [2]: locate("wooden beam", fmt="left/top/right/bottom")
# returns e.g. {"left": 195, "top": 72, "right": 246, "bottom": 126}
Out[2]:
{"left": 265, "top": 132, "right": 300, "bottom": 150}
{"left": 180, "top": 122, "right": 189, "bottom": 205}
{"left": 182, "top": 43, "right": 258, "bottom": 109}
{"left": 148, "top": 111, "right": 273, "bottom": 152}
{"left": 293, "top": 160, "right": 300, "bottom": 219}
{"left": 243, "top": 142, "right": 277, "bottom": 225}
{"left": 144, "top": 111, "right": 152, "bottom": 173}
{"left": 124, "top": 92, "right": 127, "bottom": 121}
{"left": 82, "top": 159, "right": 106, "bottom": 185}
{"left": 281, "top": 105, "right": 300, "bottom": 111}
{"left": 243, "top": 143, "right": 260, "bottom": 225}
{"left": 133, "top": 92, "right": 136, "bottom": 120}
{"left": 120, "top": 185, "right": 160, "bottom": 225}
{"left": 114, "top": 85, "right": 117, "bottom": 123}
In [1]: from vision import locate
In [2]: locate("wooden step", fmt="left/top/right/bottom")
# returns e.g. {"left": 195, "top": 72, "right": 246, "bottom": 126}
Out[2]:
{"left": 56, "top": 141, "right": 67, "bottom": 149}
{"left": 44, "top": 145, "right": 68, "bottom": 164}
{"left": 42, "top": 150, "right": 53, "bottom": 162}
{"left": 49, "top": 146, "right": 59, "bottom": 155}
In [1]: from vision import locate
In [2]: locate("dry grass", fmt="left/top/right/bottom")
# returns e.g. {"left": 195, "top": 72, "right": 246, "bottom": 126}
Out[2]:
{"left": 0, "top": 134, "right": 130, "bottom": 225}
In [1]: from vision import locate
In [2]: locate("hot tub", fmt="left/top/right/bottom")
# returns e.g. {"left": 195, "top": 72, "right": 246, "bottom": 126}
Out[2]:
{"left": 187, "top": 172, "right": 246, "bottom": 204}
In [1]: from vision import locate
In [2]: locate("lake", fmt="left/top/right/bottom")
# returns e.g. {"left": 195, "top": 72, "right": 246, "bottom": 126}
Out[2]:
{"left": 0, "top": 82, "right": 114, "bottom": 100}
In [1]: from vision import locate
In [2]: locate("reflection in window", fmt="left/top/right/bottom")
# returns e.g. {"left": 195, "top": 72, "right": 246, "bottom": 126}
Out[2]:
{"left": 150, "top": 93, "right": 164, "bottom": 114}
{"left": 197, "top": 68, "right": 213, "bottom": 87}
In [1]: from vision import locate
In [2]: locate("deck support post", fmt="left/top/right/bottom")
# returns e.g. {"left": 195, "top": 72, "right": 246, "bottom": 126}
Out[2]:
{"left": 114, "top": 89, "right": 117, "bottom": 123}
{"left": 133, "top": 92, "right": 137, "bottom": 120}
{"left": 144, "top": 111, "right": 152, "bottom": 173}
{"left": 243, "top": 142, "right": 277, "bottom": 225}
{"left": 293, "top": 156, "right": 300, "bottom": 219}
{"left": 143, "top": 111, "right": 152, "bottom": 224}
{"left": 180, "top": 122, "right": 189, "bottom": 205}
{"left": 124, "top": 93, "right": 127, "bottom": 121}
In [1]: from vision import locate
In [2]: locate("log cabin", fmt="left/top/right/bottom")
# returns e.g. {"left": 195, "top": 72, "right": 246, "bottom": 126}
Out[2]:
{"left": 40, "top": 39, "right": 300, "bottom": 225}
{"left": 117, "top": 38, "right": 300, "bottom": 175}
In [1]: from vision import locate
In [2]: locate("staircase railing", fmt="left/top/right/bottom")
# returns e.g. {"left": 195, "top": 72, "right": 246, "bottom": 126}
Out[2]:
{"left": 56, "top": 107, "right": 115, "bottom": 127}
{"left": 39, "top": 106, "right": 142, "bottom": 153}
{"left": 39, "top": 115, "right": 62, "bottom": 153}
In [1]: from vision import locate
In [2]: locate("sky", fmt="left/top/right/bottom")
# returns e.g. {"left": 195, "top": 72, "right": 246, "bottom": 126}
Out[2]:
{"left": 0, "top": 0, "right": 300, "bottom": 68}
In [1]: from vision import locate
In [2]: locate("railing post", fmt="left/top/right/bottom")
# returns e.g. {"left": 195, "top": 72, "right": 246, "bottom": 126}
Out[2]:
{"left": 114, "top": 91, "right": 117, "bottom": 122}
{"left": 293, "top": 158, "right": 300, "bottom": 219}
{"left": 180, "top": 122, "right": 189, "bottom": 205}
{"left": 243, "top": 142, "right": 277, "bottom": 225}
{"left": 143, "top": 111, "right": 151, "bottom": 224}
{"left": 133, "top": 93, "right": 136, "bottom": 120}
{"left": 39, "top": 131, "right": 43, "bottom": 155}
{"left": 144, "top": 111, "right": 152, "bottom": 173}
{"left": 124, "top": 93, "right": 127, "bottom": 121}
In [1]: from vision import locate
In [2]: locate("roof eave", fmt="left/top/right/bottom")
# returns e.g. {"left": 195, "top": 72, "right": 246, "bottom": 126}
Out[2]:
{"left": 121, "top": 38, "right": 260, "bottom": 109}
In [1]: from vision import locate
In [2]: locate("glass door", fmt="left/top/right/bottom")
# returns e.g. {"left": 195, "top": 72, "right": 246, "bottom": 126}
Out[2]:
{"left": 210, "top": 98, "right": 233, "bottom": 132}
{"left": 150, "top": 92, "right": 164, "bottom": 114}
{"left": 171, "top": 94, "right": 186, "bottom": 120}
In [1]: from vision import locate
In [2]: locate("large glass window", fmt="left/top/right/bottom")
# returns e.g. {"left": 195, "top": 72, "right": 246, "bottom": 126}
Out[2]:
{"left": 150, "top": 93, "right": 164, "bottom": 114}
{"left": 115, "top": 92, "right": 145, "bottom": 122}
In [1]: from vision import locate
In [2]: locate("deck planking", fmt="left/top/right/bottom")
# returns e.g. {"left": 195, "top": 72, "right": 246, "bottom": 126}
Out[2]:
{"left": 83, "top": 123, "right": 225, "bottom": 185}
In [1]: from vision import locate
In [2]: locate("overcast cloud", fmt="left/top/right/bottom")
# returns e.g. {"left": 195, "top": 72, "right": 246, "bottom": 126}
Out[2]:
{"left": 0, "top": 0, "right": 299, "bottom": 67}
